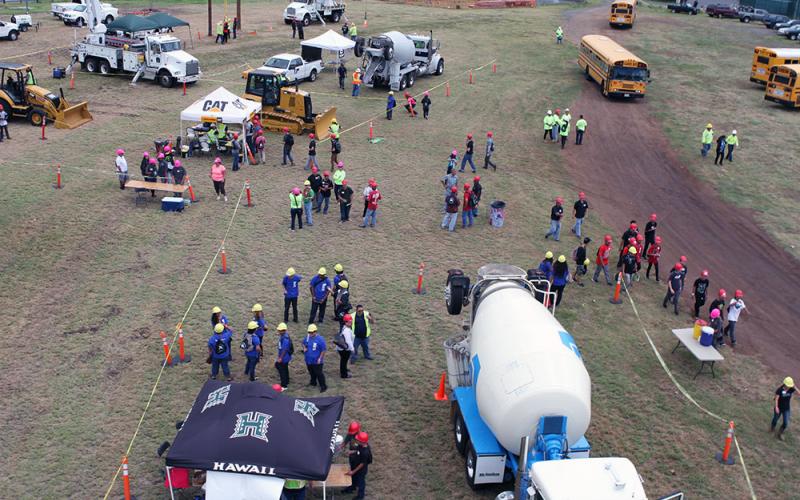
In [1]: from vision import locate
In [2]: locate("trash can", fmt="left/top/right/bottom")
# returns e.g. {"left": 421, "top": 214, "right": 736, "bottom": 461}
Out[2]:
{"left": 490, "top": 201, "right": 506, "bottom": 228}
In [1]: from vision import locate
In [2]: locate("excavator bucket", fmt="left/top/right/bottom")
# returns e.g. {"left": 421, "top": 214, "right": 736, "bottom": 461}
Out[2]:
{"left": 55, "top": 100, "right": 92, "bottom": 129}
{"left": 314, "top": 107, "right": 337, "bottom": 139}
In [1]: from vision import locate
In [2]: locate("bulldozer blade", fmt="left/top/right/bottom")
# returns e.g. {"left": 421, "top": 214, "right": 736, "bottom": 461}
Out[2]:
{"left": 55, "top": 101, "right": 93, "bottom": 129}
{"left": 314, "top": 107, "right": 337, "bottom": 139}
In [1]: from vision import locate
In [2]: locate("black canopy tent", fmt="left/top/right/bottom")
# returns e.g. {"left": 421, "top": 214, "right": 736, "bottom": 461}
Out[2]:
{"left": 166, "top": 381, "right": 344, "bottom": 483}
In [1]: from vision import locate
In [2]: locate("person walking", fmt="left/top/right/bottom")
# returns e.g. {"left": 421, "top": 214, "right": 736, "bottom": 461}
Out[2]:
{"left": 447, "top": 150, "right": 458, "bottom": 174}
{"left": 338, "top": 179, "right": 354, "bottom": 222}
{"left": 291, "top": 17, "right": 298, "bottom": 38}
{"left": 575, "top": 115, "right": 587, "bottom": 145}
{"left": 559, "top": 116, "right": 570, "bottom": 149}
{"left": 216, "top": 21, "right": 224, "bottom": 43}
{"left": 309, "top": 268, "right": 332, "bottom": 324}
{"left": 290, "top": 187, "right": 304, "bottom": 231}
{"left": 771, "top": 377, "right": 796, "bottom": 440}
{"left": 360, "top": 182, "right": 382, "bottom": 228}
{"left": 209, "top": 157, "right": 227, "bottom": 202}
{"left": 633, "top": 234, "right": 644, "bottom": 281}
{"left": 332, "top": 263, "right": 349, "bottom": 301}
{"left": 0, "top": 104, "right": 10, "bottom": 141}
{"left": 334, "top": 280, "right": 352, "bottom": 329}
{"left": 622, "top": 246, "right": 638, "bottom": 288}
{"left": 442, "top": 186, "right": 459, "bottom": 232}
{"left": 544, "top": 197, "right": 564, "bottom": 241}
{"left": 555, "top": 25, "right": 564, "bottom": 44}
{"left": 232, "top": 17, "right": 238, "bottom": 39}
{"left": 386, "top": 91, "right": 396, "bottom": 120}
{"left": 362, "top": 179, "right": 375, "bottom": 218}
{"left": 713, "top": 133, "right": 727, "bottom": 166}
{"left": 343, "top": 432, "right": 372, "bottom": 499}
{"left": 319, "top": 170, "right": 333, "bottom": 214}
{"left": 223, "top": 19, "right": 230, "bottom": 43}
{"left": 336, "top": 314, "right": 355, "bottom": 378}
{"left": 643, "top": 213, "right": 657, "bottom": 257}
{"left": 282, "top": 127, "right": 295, "bottom": 166}
{"left": 723, "top": 289, "right": 747, "bottom": 347}
{"left": 726, "top": 130, "right": 738, "bottom": 162}
{"left": 678, "top": 255, "right": 688, "bottom": 288}
{"left": 283, "top": 267, "right": 302, "bottom": 323}
{"left": 275, "top": 323, "right": 292, "bottom": 390}
{"left": 572, "top": 238, "right": 591, "bottom": 287}
{"left": 645, "top": 236, "right": 662, "bottom": 281}
{"left": 333, "top": 162, "right": 346, "bottom": 199}
{"left": 302, "top": 324, "right": 327, "bottom": 393}
{"left": 242, "top": 321, "right": 262, "bottom": 382}
{"left": 208, "top": 323, "right": 233, "bottom": 381}
{"left": 460, "top": 134, "right": 476, "bottom": 173}
{"left": 471, "top": 175, "right": 482, "bottom": 216}
{"left": 691, "top": 270, "right": 710, "bottom": 319}
{"left": 461, "top": 183, "right": 475, "bottom": 228}
{"left": 251, "top": 303, "right": 266, "bottom": 346}
{"left": 305, "top": 133, "right": 318, "bottom": 171}
{"left": 297, "top": 19, "right": 304, "bottom": 40}
{"left": 421, "top": 91, "right": 431, "bottom": 119}
{"left": 351, "top": 305, "right": 375, "bottom": 362}
{"left": 662, "top": 263, "right": 684, "bottom": 316}
{"left": 308, "top": 166, "right": 323, "bottom": 210}
{"left": 330, "top": 133, "right": 342, "bottom": 168}
{"left": 348, "top": 22, "right": 358, "bottom": 41}
{"left": 571, "top": 192, "right": 589, "bottom": 238}
{"left": 302, "top": 181, "right": 315, "bottom": 226}
{"left": 338, "top": 62, "right": 347, "bottom": 90}
{"left": 551, "top": 255, "right": 570, "bottom": 306}
{"left": 114, "top": 149, "right": 128, "bottom": 190}
{"left": 352, "top": 68, "right": 362, "bottom": 97}
{"left": 543, "top": 110, "right": 554, "bottom": 142}
{"left": 230, "top": 133, "right": 241, "bottom": 171}
{"left": 538, "top": 251, "right": 555, "bottom": 281}
{"left": 441, "top": 170, "right": 458, "bottom": 211}
{"left": 701, "top": 123, "right": 713, "bottom": 157}
{"left": 616, "top": 222, "right": 639, "bottom": 269}
{"left": 593, "top": 234, "right": 614, "bottom": 285}
{"left": 484, "top": 131, "right": 497, "bottom": 170}
{"left": 255, "top": 130, "right": 266, "bottom": 164}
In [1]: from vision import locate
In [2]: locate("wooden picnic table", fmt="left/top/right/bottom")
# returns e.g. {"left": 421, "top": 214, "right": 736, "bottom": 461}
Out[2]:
{"left": 671, "top": 328, "right": 724, "bottom": 379}
{"left": 124, "top": 179, "right": 188, "bottom": 193}
{"left": 309, "top": 463, "right": 351, "bottom": 499}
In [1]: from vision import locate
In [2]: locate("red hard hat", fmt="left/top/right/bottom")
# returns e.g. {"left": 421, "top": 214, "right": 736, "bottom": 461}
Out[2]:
{"left": 604, "top": 234, "right": 613, "bottom": 242}
{"left": 464, "top": 183, "right": 471, "bottom": 190}
{"left": 342, "top": 179, "right": 348, "bottom": 186}
{"left": 628, "top": 237, "right": 636, "bottom": 244}
{"left": 735, "top": 289, "right": 744, "bottom": 298}
{"left": 257, "top": 130, "right": 264, "bottom": 136}
{"left": 630, "top": 223, "right": 637, "bottom": 230}
{"left": 473, "top": 176, "right": 480, "bottom": 182}
{"left": 348, "top": 421, "right": 361, "bottom": 435}
{"left": 719, "top": 288, "right": 727, "bottom": 297}
{"left": 312, "top": 166, "right": 319, "bottom": 173}
{"left": 701, "top": 269, "right": 709, "bottom": 277}
{"left": 650, "top": 213, "right": 657, "bottom": 221}
{"left": 487, "top": 131, "right": 493, "bottom": 137}
{"left": 233, "top": 133, "right": 239, "bottom": 139}
{"left": 578, "top": 191, "right": 586, "bottom": 199}
{"left": 467, "top": 133, "right": 473, "bottom": 139}
{"left": 555, "top": 197, "right": 563, "bottom": 204}
{"left": 323, "top": 170, "right": 331, "bottom": 176}
{"left": 680, "top": 255, "right": 687, "bottom": 262}
{"left": 555, "top": 108, "right": 561, "bottom": 114}
{"left": 355, "top": 431, "right": 369, "bottom": 444}
{"left": 655, "top": 236, "right": 662, "bottom": 243}
{"left": 451, "top": 186, "right": 458, "bottom": 192}
{"left": 636, "top": 234, "right": 644, "bottom": 241}
{"left": 309, "top": 133, "right": 315, "bottom": 139}
{"left": 272, "top": 383, "right": 282, "bottom": 392}
{"left": 674, "top": 263, "right": 683, "bottom": 271}
{"left": 283, "top": 127, "right": 289, "bottom": 132}
{"left": 343, "top": 313, "right": 352, "bottom": 322}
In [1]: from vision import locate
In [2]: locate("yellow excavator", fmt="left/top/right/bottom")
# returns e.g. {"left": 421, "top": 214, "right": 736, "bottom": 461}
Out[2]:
{"left": 0, "top": 62, "right": 92, "bottom": 129}
{"left": 242, "top": 68, "right": 335, "bottom": 137}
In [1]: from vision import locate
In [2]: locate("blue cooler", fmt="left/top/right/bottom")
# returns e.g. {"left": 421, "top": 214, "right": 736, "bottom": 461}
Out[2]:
{"left": 161, "top": 197, "right": 184, "bottom": 212}
{"left": 699, "top": 326, "right": 714, "bottom": 347}
{"left": 53, "top": 67, "right": 66, "bottom": 79}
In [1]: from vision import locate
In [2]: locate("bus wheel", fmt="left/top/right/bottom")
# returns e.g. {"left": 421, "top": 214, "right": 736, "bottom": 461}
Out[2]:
{"left": 601, "top": 81, "right": 608, "bottom": 97}
{"left": 584, "top": 67, "right": 592, "bottom": 81}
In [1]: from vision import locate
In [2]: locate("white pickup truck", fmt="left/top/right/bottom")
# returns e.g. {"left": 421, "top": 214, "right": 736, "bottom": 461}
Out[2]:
{"left": 257, "top": 53, "right": 323, "bottom": 83}
{"left": 61, "top": 3, "right": 118, "bottom": 26}
{"left": 0, "top": 19, "right": 21, "bottom": 41}
{"left": 52, "top": 0, "right": 116, "bottom": 23}
{"left": 283, "top": 0, "right": 345, "bottom": 25}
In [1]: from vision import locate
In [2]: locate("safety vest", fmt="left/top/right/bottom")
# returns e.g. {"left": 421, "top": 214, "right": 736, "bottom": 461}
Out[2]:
{"left": 349, "top": 25, "right": 358, "bottom": 37}
{"left": 26, "top": 72, "right": 35, "bottom": 85}
{"left": 216, "top": 23, "right": 223, "bottom": 35}
{"left": 562, "top": 113, "right": 572, "bottom": 123}
{"left": 356, "top": 311, "right": 372, "bottom": 337}
{"left": 329, "top": 122, "right": 340, "bottom": 135}
{"left": 560, "top": 120, "right": 570, "bottom": 136}
{"left": 332, "top": 169, "right": 346, "bottom": 186}
{"left": 284, "top": 479, "right": 307, "bottom": 490}
{"left": 556, "top": 27, "right": 563, "bottom": 37}
{"left": 543, "top": 115, "right": 553, "bottom": 129}
{"left": 576, "top": 119, "right": 587, "bottom": 131}
{"left": 702, "top": 129, "right": 713, "bottom": 144}
{"left": 352, "top": 72, "right": 362, "bottom": 85}
{"left": 726, "top": 134, "right": 738, "bottom": 146}
{"left": 289, "top": 193, "right": 303, "bottom": 209}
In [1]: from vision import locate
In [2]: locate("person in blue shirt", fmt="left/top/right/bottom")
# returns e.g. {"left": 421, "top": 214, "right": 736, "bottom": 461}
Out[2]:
{"left": 551, "top": 255, "right": 570, "bottom": 306}
{"left": 242, "top": 321, "right": 262, "bottom": 381}
{"left": 332, "top": 263, "right": 349, "bottom": 301}
{"left": 208, "top": 323, "right": 233, "bottom": 381}
{"left": 309, "top": 267, "right": 332, "bottom": 324}
{"left": 303, "top": 324, "right": 327, "bottom": 392}
{"left": 275, "top": 323, "right": 292, "bottom": 390}
{"left": 251, "top": 303, "right": 266, "bottom": 344}
{"left": 210, "top": 306, "right": 234, "bottom": 361}
{"left": 538, "top": 251, "right": 554, "bottom": 281}
{"left": 283, "top": 268, "right": 303, "bottom": 323}
{"left": 386, "top": 91, "right": 396, "bottom": 120}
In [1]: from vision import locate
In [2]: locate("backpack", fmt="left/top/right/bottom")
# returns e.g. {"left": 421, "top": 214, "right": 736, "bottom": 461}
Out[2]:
{"left": 240, "top": 333, "right": 256, "bottom": 352}
{"left": 214, "top": 336, "right": 227, "bottom": 355}
{"left": 333, "top": 332, "right": 348, "bottom": 350}
{"left": 334, "top": 141, "right": 342, "bottom": 154}
{"left": 572, "top": 246, "right": 580, "bottom": 262}
{"left": 286, "top": 134, "right": 294, "bottom": 146}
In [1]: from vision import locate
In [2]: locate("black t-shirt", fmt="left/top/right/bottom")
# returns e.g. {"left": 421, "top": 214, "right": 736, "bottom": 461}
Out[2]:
{"left": 472, "top": 182, "right": 482, "bottom": 200}
{"left": 669, "top": 271, "right": 682, "bottom": 292}
{"left": 644, "top": 221, "right": 657, "bottom": 242}
{"left": 693, "top": 278, "right": 709, "bottom": 297}
{"left": 172, "top": 167, "right": 186, "bottom": 184}
{"left": 776, "top": 386, "right": 795, "bottom": 411}
{"left": 308, "top": 139, "right": 316, "bottom": 156}
{"left": 353, "top": 313, "right": 367, "bottom": 338}
{"left": 308, "top": 174, "right": 322, "bottom": 191}
{"left": 349, "top": 445, "right": 373, "bottom": 473}
{"left": 320, "top": 178, "right": 333, "bottom": 197}
{"left": 622, "top": 254, "right": 637, "bottom": 274}
{"left": 466, "top": 140, "right": 474, "bottom": 155}
{"left": 550, "top": 205, "right": 563, "bottom": 221}
{"left": 339, "top": 186, "right": 353, "bottom": 204}
{"left": 709, "top": 298, "right": 725, "bottom": 317}
{"left": 575, "top": 246, "right": 587, "bottom": 264}
{"left": 574, "top": 200, "right": 589, "bottom": 219}
{"left": 620, "top": 228, "right": 638, "bottom": 247}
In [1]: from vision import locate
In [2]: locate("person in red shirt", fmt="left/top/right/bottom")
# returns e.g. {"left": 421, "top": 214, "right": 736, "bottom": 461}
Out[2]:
{"left": 360, "top": 182, "right": 382, "bottom": 228}
{"left": 462, "top": 183, "right": 474, "bottom": 228}
{"left": 633, "top": 234, "right": 645, "bottom": 281}
{"left": 646, "top": 236, "right": 662, "bottom": 281}
{"left": 592, "top": 234, "right": 613, "bottom": 285}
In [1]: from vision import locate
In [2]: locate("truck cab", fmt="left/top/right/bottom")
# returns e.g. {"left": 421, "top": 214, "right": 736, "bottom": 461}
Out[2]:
{"left": 143, "top": 35, "right": 200, "bottom": 86}
{"left": 257, "top": 53, "right": 322, "bottom": 83}
{"left": 283, "top": 0, "right": 345, "bottom": 26}
{"left": 0, "top": 19, "right": 20, "bottom": 41}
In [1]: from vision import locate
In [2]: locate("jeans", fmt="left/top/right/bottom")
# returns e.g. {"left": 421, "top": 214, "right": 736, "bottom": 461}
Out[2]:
{"left": 460, "top": 153, "right": 476, "bottom": 172}
{"left": 352, "top": 84, "right": 360, "bottom": 96}
{"left": 275, "top": 361, "right": 290, "bottom": 388}
{"left": 352, "top": 470, "right": 367, "bottom": 498}
{"left": 319, "top": 196, "right": 330, "bottom": 214}
{"left": 304, "top": 201, "right": 313, "bottom": 224}
{"left": 245, "top": 355, "right": 259, "bottom": 381}
{"left": 340, "top": 202, "right": 351, "bottom": 221}
{"left": 309, "top": 300, "right": 327, "bottom": 323}
{"left": 232, "top": 151, "right": 240, "bottom": 171}
{"left": 552, "top": 284, "right": 565, "bottom": 306}
{"left": 726, "top": 144, "right": 735, "bottom": 162}
{"left": 211, "top": 358, "right": 230, "bottom": 378}
{"left": 283, "top": 146, "right": 294, "bottom": 165}
{"left": 423, "top": 105, "right": 430, "bottom": 119}
{"left": 576, "top": 129, "right": 584, "bottom": 145}
{"left": 545, "top": 220, "right": 561, "bottom": 240}
{"left": 663, "top": 290, "right": 680, "bottom": 314}
{"left": 646, "top": 262, "right": 660, "bottom": 280}
{"left": 561, "top": 135, "right": 567, "bottom": 149}
{"left": 0, "top": 125, "right": 9, "bottom": 140}
{"left": 551, "top": 125, "right": 559, "bottom": 141}
{"left": 306, "top": 363, "right": 327, "bottom": 390}
{"left": 484, "top": 154, "right": 496, "bottom": 170}
{"left": 723, "top": 320, "right": 738, "bottom": 345}
{"left": 352, "top": 336, "right": 371, "bottom": 360}
{"left": 284, "top": 296, "right": 298, "bottom": 322}
{"left": 305, "top": 155, "right": 319, "bottom": 171}
{"left": 461, "top": 210, "right": 474, "bottom": 227}
{"left": 572, "top": 217, "right": 584, "bottom": 237}
{"left": 701, "top": 143, "right": 711, "bottom": 157}
{"left": 442, "top": 212, "right": 458, "bottom": 231}
{"left": 362, "top": 209, "right": 377, "bottom": 227}
{"left": 314, "top": 191, "right": 323, "bottom": 210}
{"left": 387, "top": 108, "right": 393, "bottom": 120}
{"left": 593, "top": 263, "right": 611, "bottom": 284}
{"left": 772, "top": 409, "right": 791, "bottom": 430}
{"left": 338, "top": 350, "right": 351, "bottom": 377}
{"left": 693, "top": 295, "right": 706, "bottom": 318}
{"left": 714, "top": 150, "right": 725, "bottom": 165}
{"left": 290, "top": 208, "right": 303, "bottom": 230}
{"left": 339, "top": 76, "right": 345, "bottom": 89}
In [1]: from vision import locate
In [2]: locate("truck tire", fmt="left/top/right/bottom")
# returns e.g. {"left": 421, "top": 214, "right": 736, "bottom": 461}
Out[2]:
{"left": 104, "top": 15, "right": 114, "bottom": 24}
{"left": 445, "top": 270, "right": 468, "bottom": 316}
{"left": 158, "top": 71, "right": 175, "bottom": 88}
{"left": 354, "top": 38, "right": 365, "bottom": 58}
{"left": 743, "top": 16, "right": 751, "bottom": 22}
{"left": 452, "top": 403, "right": 469, "bottom": 457}
{"left": 406, "top": 71, "right": 415, "bottom": 88}
{"left": 330, "top": 12, "right": 341, "bottom": 23}
{"left": 398, "top": 74, "right": 407, "bottom": 90}
{"left": 20, "top": 25, "right": 28, "bottom": 32}
{"left": 309, "top": 69, "right": 317, "bottom": 82}
{"left": 85, "top": 58, "right": 99, "bottom": 73}
{"left": 99, "top": 60, "right": 111, "bottom": 75}
{"left": 384, "top": 46, "right": 394, "bottom": 60}
{"left": 435, "top": 59, "right": 444, "bottom": 76}
{"left": 303, "top": 14, "right": 311, "bottom": 26}
{"left": 77, "top": 17, "right": 85, "bottom": 27}
{"left": 465, "top": 442, "right": 481, "bottom": 490}
{"left": 28, "top": 109, "right": 46, "bottom": 127}
{"left": 7, "top": 30, "right": 18, "bottom": 41}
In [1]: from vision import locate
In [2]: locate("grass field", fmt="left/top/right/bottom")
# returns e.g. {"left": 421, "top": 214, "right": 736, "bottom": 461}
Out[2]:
{"left": 0, "top": 1, "right": 798, "bottom": 499}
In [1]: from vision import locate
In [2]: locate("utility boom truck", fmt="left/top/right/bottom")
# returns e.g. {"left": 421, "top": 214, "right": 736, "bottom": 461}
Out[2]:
{"left": 68, "top": 0, "right": 199, "bottom": 88}
{"left": 52, "top": 0, "right": 116, "bottom": 22}
{"left": 283, "top": 0, "right": 345, "bottom": 25}
{"left": 443, "top": 264, "right": 664, "bottom": 500}
{"left": 361, "top": 31, "right": 444, "bottom": 91}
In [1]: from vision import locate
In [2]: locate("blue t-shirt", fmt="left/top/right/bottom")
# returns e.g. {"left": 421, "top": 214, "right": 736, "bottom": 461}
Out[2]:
{"left": 538, "top": 260, "right": 553, "bottom": 280}
{"left": 283, "top": 275, "right": 303, "bottom": 299}
{"left": 210, "top": 314, "right": 229, "bottom": 328}
{"left": 253, "top": 317, "right": 266, "bottom": 341}
{"left": 310, "top": 275, "right": 331, "bottom": 302}
{"left": 208, "top": 331, "right": 232, "bottom": 360}
{"left": 303, "top": 335, "right": 326, "bottom": 364}
{"left": 553, "top": 266, "right": 570, "bottom": 286}
{"left": 277, "top": 333, "right": 292, "bottom": 363}
{"left": 333, "top": 273, "right": 347, "bottom": 289}
{"left": 244, "top": 333, "right": 261, "bottom": 359}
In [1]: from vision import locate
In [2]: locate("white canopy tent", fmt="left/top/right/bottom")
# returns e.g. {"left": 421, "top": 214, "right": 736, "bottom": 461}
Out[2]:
{"left": 301, "top": 29, "right": 356, "bottom": 65}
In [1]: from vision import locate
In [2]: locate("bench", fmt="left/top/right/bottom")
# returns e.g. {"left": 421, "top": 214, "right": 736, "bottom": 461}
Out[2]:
{"left": 671, "top": 328, "right": 724, "bottom": 378}
{"left": 124, "top": 180, "right": 189, "bottom": 205}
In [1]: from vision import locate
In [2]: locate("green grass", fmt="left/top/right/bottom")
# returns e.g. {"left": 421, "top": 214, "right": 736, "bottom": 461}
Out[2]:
{"left": 0, "top": 1, "right": 797, "bottom": 499}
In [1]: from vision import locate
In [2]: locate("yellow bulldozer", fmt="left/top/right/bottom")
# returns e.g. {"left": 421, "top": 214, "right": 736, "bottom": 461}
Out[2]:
{"left": 242, "top": 68, "right": 335, "bottom": 137}
{"left": 0, "top": 62, "right": 92, "bottom": 129}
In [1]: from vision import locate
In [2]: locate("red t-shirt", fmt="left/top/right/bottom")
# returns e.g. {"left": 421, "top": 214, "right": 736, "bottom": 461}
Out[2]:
{"left": 634, "top": 242, "right": 644, "bottom": 263}
{"left": 647, "top": 244, "right": 661, "bottom": 264}
{"left": 463, "top": 190, "right": 473, "bottom": 210}
{"left": 367, "top": 190, "right": 382, "bottom": 210}
{"left": 596, "top": 243, "right": 611, "bottom": 265}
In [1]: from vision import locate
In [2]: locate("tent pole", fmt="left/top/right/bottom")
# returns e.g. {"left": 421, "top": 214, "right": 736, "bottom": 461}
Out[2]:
{"left": 166, "top": 466, "right": 176, "bottom": 500}
{"left": 323, "top": 480, "right": 327, "bottom": 500}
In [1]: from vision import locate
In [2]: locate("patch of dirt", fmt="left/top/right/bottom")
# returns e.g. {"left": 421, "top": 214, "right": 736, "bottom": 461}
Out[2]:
{"left": 62, "top": 304, "right": 122, "bottom": 336}
{"left": 564, "top": 5, "right": 799, "bottom": 375}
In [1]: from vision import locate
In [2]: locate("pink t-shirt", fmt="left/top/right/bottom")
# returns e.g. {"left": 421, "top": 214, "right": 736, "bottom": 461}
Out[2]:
{"left": 211, "top": 164, "right": 226, "bottom": 181}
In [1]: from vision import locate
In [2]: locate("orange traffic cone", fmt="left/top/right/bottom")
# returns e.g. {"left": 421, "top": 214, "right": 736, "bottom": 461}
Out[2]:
{"left": 434, "top": 372, "right": 448, "bottom": 401}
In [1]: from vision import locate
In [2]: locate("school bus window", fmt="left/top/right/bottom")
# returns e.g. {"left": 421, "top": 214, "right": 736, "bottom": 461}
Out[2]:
{"left": 757, "top": 56, "right": 770, "bottom": 64}
{"left": 773, "top": 74, "right": 791, "bottom": 85}
{"left": 610, "top": 66, "right": 648, "bottom": 81}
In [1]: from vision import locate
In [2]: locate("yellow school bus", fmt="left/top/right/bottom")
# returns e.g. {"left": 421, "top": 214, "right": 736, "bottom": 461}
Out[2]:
{"left": 764, "top": 64, "right": 800, "bottom": 107}
{"left": 750, "top": 47, "right": 800, "bottom": 84}
{"left": 578, "top": 35, "right": 649, "bottom": 98}
{"left": 609, "top": 0, "right": 637, "bottom": 28}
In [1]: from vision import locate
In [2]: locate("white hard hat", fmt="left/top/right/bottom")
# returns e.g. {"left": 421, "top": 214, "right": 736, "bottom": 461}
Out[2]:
{"left": 732, "top": 129, "right": 737, "bottom": 135}
{"left": 547, "top": 110, "right": 552, "bottom": 114}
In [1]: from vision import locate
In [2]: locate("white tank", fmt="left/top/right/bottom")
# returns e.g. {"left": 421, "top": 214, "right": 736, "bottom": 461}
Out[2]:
{"left": 470, "top": 281, "right": 591, "bottom": 452}
{"left": 381, "top": 31, "right": 415, "bottom": 62}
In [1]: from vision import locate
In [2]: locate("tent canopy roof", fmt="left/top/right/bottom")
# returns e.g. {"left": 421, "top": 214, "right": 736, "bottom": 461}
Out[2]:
{"left": 180, "top": 87, "right": 261, "bottom": 125}
{"left": 300, "top": 29, "right": 356, "bottom": 51}
{"left": 146, "top": 12, "right": 190, "bottom": 28}
{"left": 106, "top": 14, "right": 160, "bottom": 32}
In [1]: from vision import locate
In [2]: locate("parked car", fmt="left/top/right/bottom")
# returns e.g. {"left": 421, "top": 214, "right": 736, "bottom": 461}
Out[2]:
{"left": 706, "top": 4, "right": 739, "bottom": 18}
{"left": 783, "top": 25, "right": 800, "bottom": 40}
{"left": 667, "top": 1, "right": 698, "bottom": 15}
{"left": 763, "top": 14, "right": 790, "bottom": 28}
{"left": 252, "top": 53, "right": 323, "bottom": 83}
{"left": 774, "top": 19, "right": 800, "bottom": 30}
{"left": 739, "top": 7, "right": 769, "bottom": 23}
{"left": 0, "top": 19, "right": 20, "bottom": 40}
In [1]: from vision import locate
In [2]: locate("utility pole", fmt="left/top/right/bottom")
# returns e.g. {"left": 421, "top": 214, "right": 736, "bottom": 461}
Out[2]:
{"left": 236, "top": 0, "right": 241, "bottom": 28}
{"left": 207, "top": 0, "right": 212, "bottom": 36}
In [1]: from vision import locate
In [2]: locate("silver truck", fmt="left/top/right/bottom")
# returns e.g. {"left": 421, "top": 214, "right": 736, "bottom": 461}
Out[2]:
{"left": 361, "top": 31, "right": 444, "bottom": 91}
{"left": 283, "top": 0, "right": 345, "bottom": 26}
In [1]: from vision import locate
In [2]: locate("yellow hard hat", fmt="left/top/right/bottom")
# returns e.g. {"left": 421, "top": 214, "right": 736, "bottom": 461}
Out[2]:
{"left": 277, "top": 322, "right": 287, "bottom": 331}
{"left": 584, "top": 258, "right": 591, "bottom": 266}
{"left": 304, "top": 180, "right": 311, "bottom": 186}
{"left": 785, "top": 377, "right": 795, "bottom": 388}
{"left": 318, "top": 267, "right": 327, "bottom": 275}
{"left": 247, "top": 321, "right": 259, "bottom": 330}
{"left": 307, "top": 324, "right": 318, "bottom": 333}
{"left": 545, "top": 251, "right": 553, "bottom": 259}
{"left": 557, "top": 255, "right": 566, "bottom": 263}
{"left": 706, "top": 123, "right": 713, "bottom": 128}
{"left": 212, "top": 306, "right": 222, "bottom": 314}
{"left": 214, "top": 323, "right": 224, "bottom": 333}
{"left": 628, "top": 246, "right": 637, "bottom": 255}
{"left": 334, "top": 263, "right": 344, "bottom": 273}
{"left": 286, "top": 267, "right": 296, "bottom": 276}
{"left": 252, "top": 303, "right": 263, "bottom": 312}
{"left": 339, "top": 280, "right": 349, "bottom": 289}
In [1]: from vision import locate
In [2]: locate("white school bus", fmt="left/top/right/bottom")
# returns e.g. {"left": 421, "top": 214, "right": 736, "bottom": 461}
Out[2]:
{"left": 578, "top": 35, "right": 649, "bottom": 98}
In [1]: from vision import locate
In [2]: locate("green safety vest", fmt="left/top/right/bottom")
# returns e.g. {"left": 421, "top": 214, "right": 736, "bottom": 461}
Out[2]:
{"left": 726, "top": 135, "right": 738, "bottom": 146}
{"left": 553, "top": 116, "right": 562, "bottom": 127}
{"left": 284, "top": 479, "right": 307, "bottom": 490}
{"left": 702, "top": 129, "right": 713, "bottom": 144}
{"left": 562, "top": 113, "right": 572, "bottom": 123}
{"left": 329, "top": 123, "right": 340, "bottom": 135}
{"left": 543, "top": 115, "right": 553, "bottom": 129}
{"left": 349, "top": 25, "right": 358, "bottom": 37}
{"left": 560, "top": 121, "right": 570, "bottom": 136}
{"left": 356, "top": 311, "right": 372, "bottom": 337}
{"left": 289, "top": 193, "right": 303, "bottom": 209}
{"left": 556, "top": 28, "right": 563, "bottom": 37}
{"left": 332, "top": 169, "right": 346, "bottom": 186}
{"left": 576, "top": 119, "right": 587, "bottom": 131}
{"left": 216, "top": 23, "right": 223, "bottom": 35}
{"left": 26, "top": 72, "right": 35, "bottom": 85}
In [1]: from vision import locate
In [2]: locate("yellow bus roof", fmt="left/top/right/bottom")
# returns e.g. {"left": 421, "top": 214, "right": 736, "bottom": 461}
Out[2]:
{"left": 611, "top": 0, "right": 636, "bottom": 6}
{"left": 581, "top": 35, "right": 646, "bottom": 66}
{"left": 771, "top": 63, "right": 800, "bottom": 76}
{"left": 754, "top": 47, "right": 800, "bottom": 58}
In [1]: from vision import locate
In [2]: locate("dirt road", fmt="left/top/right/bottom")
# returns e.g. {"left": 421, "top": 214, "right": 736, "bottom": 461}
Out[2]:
{"left": 564, "top": 5, "right": 799, "bottom": 375}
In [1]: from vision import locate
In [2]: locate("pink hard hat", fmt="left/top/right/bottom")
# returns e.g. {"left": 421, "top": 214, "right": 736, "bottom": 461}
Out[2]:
{"left": 164, "top": 145, "right": 172, "bottom": 153}
{"left": 214, "top": 157, "right": 222, "bottom": 163}
{"left": 174, "top": 160, "right": 182, "bottom": 167}
{"left": 424, "top": 91, "right": 430, "bottom": 96}
{"left": 309, "top": 133, "right": 315, "bottom": 139}
{"left": 157, "top": 153, "right": 165, "bottom": 159}
{"left": 272, "top": 383, "right": 282, "bottom": 392}
{"left": 337, "top": 161, "right": 344, "bottom": 167}
{"left": 292, "top": 187, "right": 301, "bottom": 195}
{"left": 143, "top": 151, "right": 149, "bottom": 157}
{"left": 148, "top": 158, "right": 157, "bottom": 165}
{"left": 116, "top": 149, "right": 124, "bottom": 155}
{"left": 650, "top": 213, "right": 657, "bottom": 221}
{"left": 311, "top": 166, "right": 319, "bottom": 173}
{"left": 578, "top": 191, "right": 586, "bottom": 199}
{"left": 451, "top": 149, "right": 457, "bottom": 156}
{"left": 710, "top": 308, "right": 720, "bottom": 319}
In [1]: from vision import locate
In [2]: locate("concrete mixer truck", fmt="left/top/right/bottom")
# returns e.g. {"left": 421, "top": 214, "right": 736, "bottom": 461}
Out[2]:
{"left": 361, "top": 31, "right": 444, "bottom": 91}
{"left": 442, "top": 264, "right": 655, "bottom": 500}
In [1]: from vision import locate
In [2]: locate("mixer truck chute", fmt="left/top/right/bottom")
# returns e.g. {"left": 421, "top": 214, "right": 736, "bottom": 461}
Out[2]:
{"left": 361, "top": 31, "right": 444, "bottom": 91}
{"left": 443, "top": 264, "right": 651, "bottom": 499}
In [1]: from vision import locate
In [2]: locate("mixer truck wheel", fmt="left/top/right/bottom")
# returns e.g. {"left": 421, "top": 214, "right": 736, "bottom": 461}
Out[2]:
{"left": 435, "top": 59, "right": 444, "bottom": 76}
{"left": 464, "top": 443, "right": 481, "bottom": 490}
{"left": 302, "top": 15, "right": 311, "bottom": 26}
{"left": 446, "top": 280, "right": 465, "bottom": 316}
{"left": 452, "top": 404, "right": 469, "bottom": 456}
{"left": 330, "top": 12, "right": 341, "bottom": 23}
{"left": 406, "top": 71, "right": 415, "bottom": 88}
{"left": 384, "top": 46, "right": 394, "bottom": 60}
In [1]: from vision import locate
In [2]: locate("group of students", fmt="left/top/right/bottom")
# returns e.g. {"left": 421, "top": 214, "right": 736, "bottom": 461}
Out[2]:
{"left": 214, "top": 17, "right": 237, "bottom": 43}
{"left": 447, "top": 132, "right": 497, "bottom": 174}
{"left": 386, "top": 90, "right": 432, "bottom": 120}
{"left": 440, "top": 170, "right": 483, "bottom": 231}
{"left": 543, "top": 108, "right": 588, "bottom": 149}
{"left": 113, "top": 147, "right": 188, "bottom": 195}
{"left": 700, "top": 123, "right": 739, "bottom": 165}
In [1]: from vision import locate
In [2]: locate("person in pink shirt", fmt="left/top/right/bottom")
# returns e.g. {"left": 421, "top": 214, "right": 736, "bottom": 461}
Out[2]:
{"left": 209, "top": 157, "right": 227, "bottom": 202}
